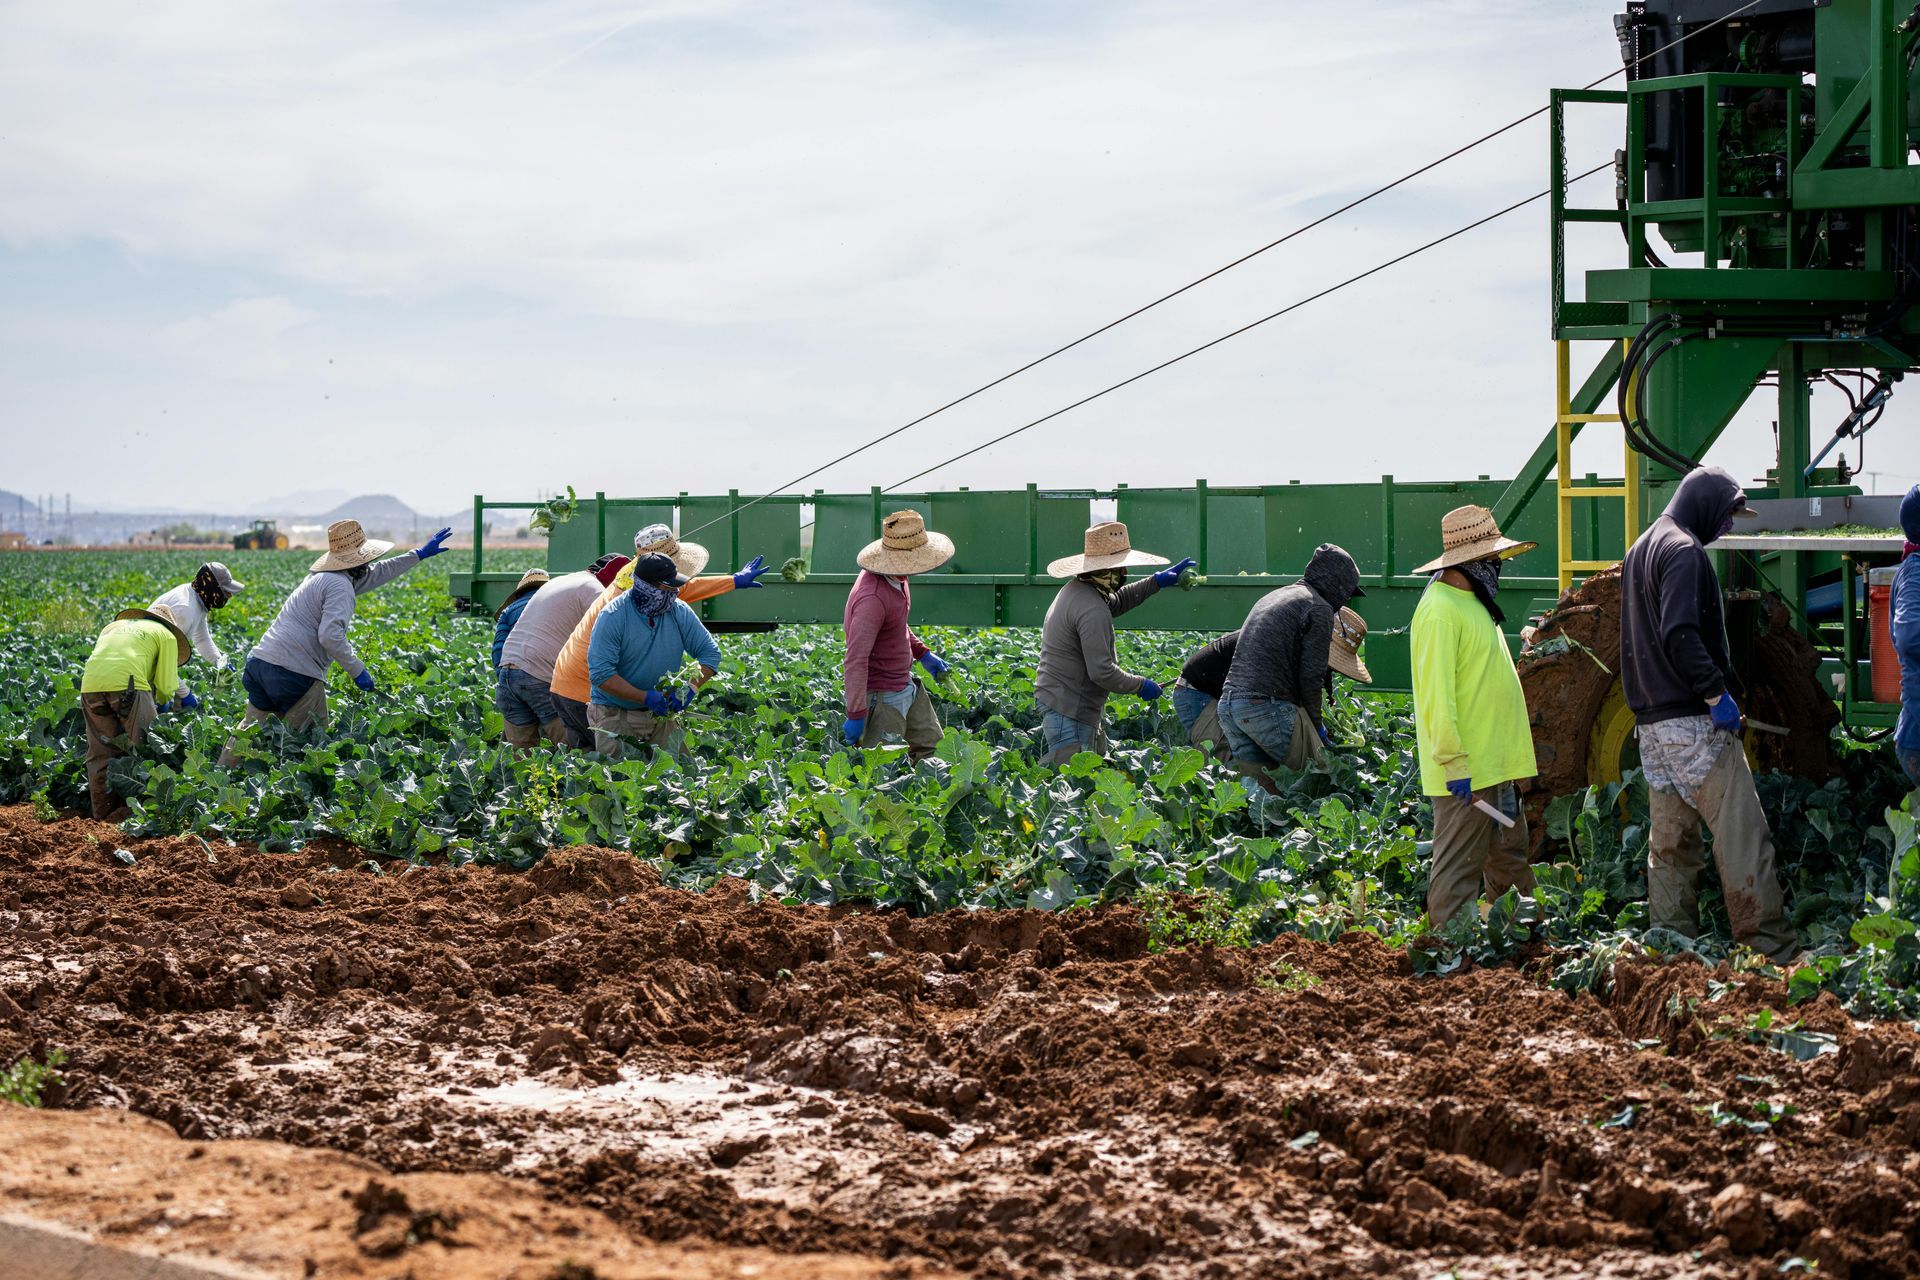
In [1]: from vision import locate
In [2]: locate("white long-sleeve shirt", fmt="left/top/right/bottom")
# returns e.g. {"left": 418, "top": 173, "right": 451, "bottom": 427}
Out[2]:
{"left": 247, "top": 555, "right": 419, "bottom": 681}
{"left": 150, "top": 583, "right": 227, "bottom": 669}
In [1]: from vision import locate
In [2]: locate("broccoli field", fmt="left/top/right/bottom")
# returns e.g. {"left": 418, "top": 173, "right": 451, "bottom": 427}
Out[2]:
{"left": 7, "top": 549, "right": 1920, "bottom": 1276}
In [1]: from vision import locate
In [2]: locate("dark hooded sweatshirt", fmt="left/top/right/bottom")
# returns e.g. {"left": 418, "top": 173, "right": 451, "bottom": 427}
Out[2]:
{"left": 1222, "top": 543, "right": 1363, "bottom": 727}
{"left": 1621, "top": 466, "right": 1743, "bottom": 724}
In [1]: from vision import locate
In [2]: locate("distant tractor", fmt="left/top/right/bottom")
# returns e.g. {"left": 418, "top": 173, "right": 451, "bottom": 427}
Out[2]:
{"left": 233, "top": 519, "right": 289, "bottom": 551}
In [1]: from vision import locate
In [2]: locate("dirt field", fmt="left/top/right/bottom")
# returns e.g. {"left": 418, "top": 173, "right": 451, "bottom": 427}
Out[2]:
{"left": 5, "top": 804, "right": 1920, "bottom": 1279}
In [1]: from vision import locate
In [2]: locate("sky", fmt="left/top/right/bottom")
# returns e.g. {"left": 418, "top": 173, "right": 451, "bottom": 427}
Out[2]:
{"left": 4, "top": 0, "right": 1917, "bottom": 516}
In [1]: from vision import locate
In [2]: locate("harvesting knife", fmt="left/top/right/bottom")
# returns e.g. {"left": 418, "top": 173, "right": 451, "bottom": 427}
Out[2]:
{"left": 1746, "top": 719, "right": 1791, "bottom": 737}
{"left": 1473, "top": 798, "right": 1516, "bottom": 829}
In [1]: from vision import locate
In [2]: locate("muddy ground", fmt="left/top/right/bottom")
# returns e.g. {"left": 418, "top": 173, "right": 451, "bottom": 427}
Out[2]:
{"left": 4, "top": 805, "right": 1920, "bottom": 1279}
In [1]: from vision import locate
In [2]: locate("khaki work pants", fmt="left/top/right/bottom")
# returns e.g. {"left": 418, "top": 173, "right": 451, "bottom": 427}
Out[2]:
{"left": 503, "top": 717, "right": 569, "bottom": 749}
{"left": 217, "top": 681, "right": 329, "bottom": 767}
{"left": 82, "top": 688, "right": 157, "bottom": 820}
{"left": 1189, "top": 701, "right": 1230, "bottom": 764}
{"left": 859, "top": 680, "right": 943, "bottom": 760}
{"left": 588, "top": 704, "right": 684, "bottom": 759}
{"left": 1427, "top": 783, "right": 1536, "bottom": 928}
{"left": 1648, "top": 742, "right": 1798, "bottom": 962}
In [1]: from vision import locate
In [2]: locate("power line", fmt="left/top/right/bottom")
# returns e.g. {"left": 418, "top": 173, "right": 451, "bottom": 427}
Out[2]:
{"left": 886, "top": 163, "right": 1611, "bottom": 492}
{"left": 683, "top": 1, "right": 1765, "bottom": 535}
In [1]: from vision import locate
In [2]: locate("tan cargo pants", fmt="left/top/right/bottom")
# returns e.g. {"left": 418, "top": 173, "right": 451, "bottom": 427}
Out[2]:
{"left": 217, "top": 680, "right": 328, "bottom": 767}
{"left": 588, "top": 704, "right": 684, "bottom": 759}
{"left": 1427, "top": 782, "right": 1536, "bottom": 929}
{"left": 1189, "top": 701, "right": 1229, "bottom": 763}
{"left": 82, "top": 687, "right": 157, "bottom": 820}
{"left": 859, "top": 680, "right": 943, "bottom": 760}
{"left": 1648, "top": 740, "right": 1798, "bottom": 962}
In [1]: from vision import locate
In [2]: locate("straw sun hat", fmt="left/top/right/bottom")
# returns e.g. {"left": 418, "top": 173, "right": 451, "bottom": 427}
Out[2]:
{"left": 1412, "top": 505, "right": 1538, "bottom": 575}
{"left": 858, "top": 510, "right": 955, "bottom": 575}
{"left": 1328, "top": 606, "right": 1373, "bottom": 684}
{"left": 310, "top": 519, "right": 394, "bottom": 574}
{"left": 1047, "top": 521, "right": 1168, "bottom": 579}
{"left": 114, "top": 603, "right": 192, "bottom": 667}
{"left": 634, "top": 523, "right": 710, "bottom": 578}
{"left": 495, "top": 568, "right": 550, "bottom": 618}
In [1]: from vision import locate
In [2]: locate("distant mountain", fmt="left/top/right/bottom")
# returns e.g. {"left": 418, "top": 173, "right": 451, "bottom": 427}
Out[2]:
{"left": 316, "top": 494, "right": 424, "bottom": 535}
{"left": 245, "top": 488, "right": 351, "bottom": 517}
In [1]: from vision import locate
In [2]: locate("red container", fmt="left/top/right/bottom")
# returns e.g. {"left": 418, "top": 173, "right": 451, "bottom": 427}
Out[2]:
{"left": 1870, "top": 568, "right": 1902, "bottom": 704}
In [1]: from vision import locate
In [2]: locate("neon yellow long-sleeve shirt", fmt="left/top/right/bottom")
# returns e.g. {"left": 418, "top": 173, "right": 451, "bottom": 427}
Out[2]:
{"left": 1410, "top": 580, "right": 1536, "bottom": 796}
{"left": 81, "top": 620, "right": 181, "bottom": 704}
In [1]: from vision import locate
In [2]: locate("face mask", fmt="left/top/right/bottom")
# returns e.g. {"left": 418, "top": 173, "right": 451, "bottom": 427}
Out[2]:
{"left": 1084, "top": 569, "right": 1127, "bottom": 595}
{"left": 346, "top": 564, "right": 370, "bottom": 586}
{"left": 192, "top": 566, "right": 230, "bottom": 610}
{"left": 1458, "top": 557, "right": 1506, "bottom": 626}
{"left": 1713, "top": 513, "right": 1736, "bottom": 543}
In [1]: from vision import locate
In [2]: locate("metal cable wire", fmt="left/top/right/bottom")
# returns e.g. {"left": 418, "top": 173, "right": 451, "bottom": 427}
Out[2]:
{"left": 886, "top": 164, "right": 1611, "bottom": 492}
{"left": 681, "top": 0, "right": 1768, "bottom": 535}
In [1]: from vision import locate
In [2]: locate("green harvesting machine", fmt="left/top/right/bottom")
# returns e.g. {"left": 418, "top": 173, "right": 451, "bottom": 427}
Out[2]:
{"left": 454, "top": 0, "right": 1920, "bottom": 796}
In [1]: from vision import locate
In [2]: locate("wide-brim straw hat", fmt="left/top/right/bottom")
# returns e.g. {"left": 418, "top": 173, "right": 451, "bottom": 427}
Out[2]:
{"left": 1412, "top": 505, "right": 1538, "bottom": 575}
{"left": 495, "top": 568, "right": 550, "bottom": 617}
{"left": 310, "top": 519, "right": 394, "bottom": 573}
{"left": 633, "top": 523, "right": 710, "bottom": 578}
{"left": 114, "top": 604, "right": 191, "bottom": 667}
{"left": 1047, "top": 520, "right": 1169, "bottom": 578}
{"left": 1329, "top": 606, "right": 1373, "bottom": 684}
{"left": 858, "top": 509, "right": 955, "bottom": 574}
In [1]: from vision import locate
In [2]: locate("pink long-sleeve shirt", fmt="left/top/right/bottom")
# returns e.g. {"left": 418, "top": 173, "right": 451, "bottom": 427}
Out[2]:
{"left": 843, "top": 570, "right": 930, "bottom": 716}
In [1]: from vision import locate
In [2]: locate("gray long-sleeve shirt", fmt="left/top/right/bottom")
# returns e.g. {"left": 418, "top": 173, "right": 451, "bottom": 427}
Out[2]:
{"left": 1223, "top": 584, "right": 1332, "bottom": 724}
{"left": 247, "top": 554, "right": 419, "bottom": 681}
{"left": 1034, "top": 576, "right": 1162, "bottom": 724}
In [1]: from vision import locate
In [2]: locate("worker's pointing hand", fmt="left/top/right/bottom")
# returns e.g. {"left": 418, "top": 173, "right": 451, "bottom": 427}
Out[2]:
{"left": 1152, "top": 558, "right": 1198, "bottom": 589}
{"left": 733, "top": 556, "right": 769, "bottom": 590}
{"left": 415, "top": 527, "right": 454, "bottom": 560}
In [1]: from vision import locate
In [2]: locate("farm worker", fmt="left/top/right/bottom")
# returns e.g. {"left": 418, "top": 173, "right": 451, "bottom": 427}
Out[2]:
{"left": 1621, "top": 466, "right": 1797, "bottom": 961}
{"left": 80, "top": 604, "right": 194, "bottom": 820}
{"left": 491, "top": 569, "right": 549, "bottom": 671}
{"left": 1034, "top": 521, "right": 1195, "bottom": 764}
{"left": 586, "top": 552, "right": 723, "bottom": 758}
{"left": 218, "top": 520, "right": 451, "bottom": 765}
{"left": 1171, "top": 631, "right": 1237, "bottom": 761}
{"left": 150, "top": 563, "right": 244, "bottom": 669}
{"left": 1893, "top": 484, "right": 1920, "bottom": 805}
{"left": 1410, "top": 505, "right": 1539, "bottom": 928}
{"left": 842, "top": 510, "right": 954, "bottom": 760}
{"left": 1216, "top": 544, "right": 1365, "bottom": 783}
{"left": 548, "top": 525, "right": 767, "bottom": 749}
{"left": 496, "top": 555, "right": 628, "bottom": 748}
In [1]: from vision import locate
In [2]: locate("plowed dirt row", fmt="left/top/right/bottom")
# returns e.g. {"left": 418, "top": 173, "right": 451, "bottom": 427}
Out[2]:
{"left": 4, "top": 805, "right": 1920, "bottom": 1279}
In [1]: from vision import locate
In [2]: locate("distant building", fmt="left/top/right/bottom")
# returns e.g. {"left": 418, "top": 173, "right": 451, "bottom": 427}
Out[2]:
{"left": 0, "top": 532, "right": 25, "bottom": 551}
{"left": 130, "top": 529, "right": 166, "bottom": 547}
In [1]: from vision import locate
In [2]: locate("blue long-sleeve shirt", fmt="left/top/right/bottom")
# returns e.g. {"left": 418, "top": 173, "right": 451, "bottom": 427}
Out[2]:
{"left": 1893, "top": 554, "right": 1920, "bottom": 752}
{"left": 492, "top": 595, "right": 531, "bottom": 672}
{"left": 586, "top": 591, "right": 722, "bottom": 709}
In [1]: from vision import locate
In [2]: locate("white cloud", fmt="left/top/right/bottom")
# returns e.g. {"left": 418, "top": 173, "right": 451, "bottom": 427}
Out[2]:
{"left": 159, "top": 295, "right": 318, "bottom": 377}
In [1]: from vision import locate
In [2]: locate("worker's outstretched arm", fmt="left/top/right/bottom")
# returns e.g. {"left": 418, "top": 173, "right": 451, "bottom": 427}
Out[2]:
{"left": 1107, "top": 575, "right": 1161, "bottom": 620}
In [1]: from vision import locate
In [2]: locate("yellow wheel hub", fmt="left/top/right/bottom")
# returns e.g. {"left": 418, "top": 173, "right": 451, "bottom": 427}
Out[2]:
{"left": 1586, "top": 679, "right": 1637, "bottom": 788}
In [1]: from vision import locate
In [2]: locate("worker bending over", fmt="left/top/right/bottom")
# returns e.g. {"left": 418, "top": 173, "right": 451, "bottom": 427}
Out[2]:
{"left": 842, "top": 510, "right": 954, "bottom": 760}
{"left": 1410, "top": 505, "right": 1539, "bottom": 928}
{"left": 1894, "top": 486, "right": 1920, "bottom": 805}
{"left": 1171, "top": 631, "right": 1236, "bottom": 760}
{"left": 586, "top": 552, "right": 723, "bottom": 758}
{"left": 491, "top": 569, "right": 549, "bottom": 672}
{"left": 220, "top": 521, "right": 449, "bottom": 764}
{"left": 150, "top": 563, "right": 244, "bottom": 669}
{"left": 549, "top": 524, "right": 765, "bottom": 748}
{"left": 1217, "top": 544, "right": 1364, "bottom": 783}
{"left": 80, "top": 604, "right": 196, "bottom": 820}
{"left": 1034, "top": 521, "right": 1195, "bottom": 764}
{"left": 497, "top": 554, "right": 628, "bottom": 748}
{"left": 1621, "top": 467, "right": 1797, "bottom": 962}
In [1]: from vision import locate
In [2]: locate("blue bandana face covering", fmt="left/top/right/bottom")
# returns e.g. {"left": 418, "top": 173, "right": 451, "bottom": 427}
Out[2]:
{"left": 628, "top": 579, "right": 675, "bottom": 620}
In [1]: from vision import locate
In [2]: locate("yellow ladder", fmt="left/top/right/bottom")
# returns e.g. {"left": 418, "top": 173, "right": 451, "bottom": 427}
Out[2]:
{"left": 1555, "top": 337, "right": 1639, "bottom": 594}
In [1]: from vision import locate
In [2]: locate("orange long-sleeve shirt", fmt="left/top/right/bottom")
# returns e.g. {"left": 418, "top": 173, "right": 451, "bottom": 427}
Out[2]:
{"left": 548, "top": 575, "right": 733, "bottom": 704}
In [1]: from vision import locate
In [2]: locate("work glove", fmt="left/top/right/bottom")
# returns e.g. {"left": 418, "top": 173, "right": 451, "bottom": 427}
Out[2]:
{"left": 842, "top": 715, "right": 866, "bottom": 745}
{"left": 643, "top": 689, "right": 680, "bottom": 716}
{"left": 353, "top": 670, "right": 377, "bottom": 693}
{"left": 1710, "top": 691, "right": 1743, "bottom": 734}
{"left": 1317, "top": 723, "right": 1333, "bottom": 748}
{"left": 733, "top": 556, "right": 769, "bottom": 590}
{"left": 414, "top": 527, "right": 454, "bottom": 560}
{"left": 1139, "top": 678, "right": 1163, "bottom": 701}
{"left": 920, "top": 653, "right": 950, "bottom": 679}
{"left": 1152, "top": 557, "right": 1199, "bottom": 589}
{"left": 1446, "top": 778, "right": 1473, "bottom": 807}
{"left": 177, "top": 691, "right": 200, "bottom": 712}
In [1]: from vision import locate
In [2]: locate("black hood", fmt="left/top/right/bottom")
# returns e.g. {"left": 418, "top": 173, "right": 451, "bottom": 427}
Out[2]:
{"left": 1664, "top": 466, "right": 1747, "bottom": 545}
{"left": 1302, "top": 542, "right": 1362, "bottom": 608}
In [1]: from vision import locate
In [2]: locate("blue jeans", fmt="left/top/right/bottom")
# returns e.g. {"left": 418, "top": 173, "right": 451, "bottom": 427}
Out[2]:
{"left": 495, "top": 667, "right": 557, "bottom": 727}
{"left": 1216, "top": 694, "right": 1298, "bottom": 768}
{"left": 242, "top": 656, "right": 319, "bottom": 716}
{"left": 1038, "top": 702, "right": 1106, "bottom": 763}
{"left": 1170, "top": 683, "right": 1214, "bottom": 737}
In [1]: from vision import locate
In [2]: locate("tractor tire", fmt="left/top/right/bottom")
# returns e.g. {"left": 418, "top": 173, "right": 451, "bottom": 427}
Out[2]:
{"left": 1516, "top": 567, "right": 1837, "bottom": 798}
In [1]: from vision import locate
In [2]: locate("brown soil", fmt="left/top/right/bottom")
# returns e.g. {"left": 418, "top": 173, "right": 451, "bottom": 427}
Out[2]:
{"left": 5, "top": 805, "right": 1920, "bottom": 1278}
{"left": 1519, "top": 568, "right": 1837, "bottom": 796}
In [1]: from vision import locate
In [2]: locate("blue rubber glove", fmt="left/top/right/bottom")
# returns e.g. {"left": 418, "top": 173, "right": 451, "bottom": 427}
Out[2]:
{"left": 842, "top": 715, "right": 866, "bottom": 745}
{"left": 353, "top": 670, "right": 376, "bottom": 693}
{"left": 1317, "top": 723, "right": 1333, "bottom": 748}
{"left": 1152, "top": 557, "right": 1199, "bottom": 589}
{"left": 644, "top": 689, "right": 679, "bottom": 716}
{"left": 733, "top": 556, "right": 769, "bottom": 590}
{"left": 1446, "top": 778, "right": 1473, "bottom": 807}
{"left": 1710, "top": 691, "right": 1742, "bottom": 734}
{"left": 414, "top": 527, "right": 453, "bottom": 560}
{"left": 920, "top": 653, "right": 950, "bottom": 679}
{"left": 178, "top": 691, "right": 200, "bottom": 712}
{"left": 1139, "top": 678, "right": 1163, "bottom": 701}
